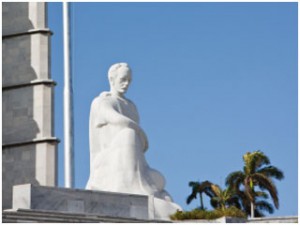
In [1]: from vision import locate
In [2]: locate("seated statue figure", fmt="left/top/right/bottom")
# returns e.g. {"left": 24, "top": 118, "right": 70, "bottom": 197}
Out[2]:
{"left": 86, "top": 63, "right": 181, "bottom": 219}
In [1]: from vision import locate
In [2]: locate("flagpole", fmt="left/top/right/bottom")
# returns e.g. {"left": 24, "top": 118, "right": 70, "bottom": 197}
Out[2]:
{"left": 63, "top": 1, "right": 74, "bottom": 188}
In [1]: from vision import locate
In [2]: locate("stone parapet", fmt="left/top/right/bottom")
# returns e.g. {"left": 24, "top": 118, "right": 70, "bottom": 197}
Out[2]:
{"left": 173, "top": 216, "right": 298, "bottom": 223}
{"left": 2, "top": 209, "right": 169, "bottom": 223}
{"left": 248, "top": 216, "right": 298, "bottom": 223}
{"left": 11, "top": 184, "right": 152, "bottom": 221}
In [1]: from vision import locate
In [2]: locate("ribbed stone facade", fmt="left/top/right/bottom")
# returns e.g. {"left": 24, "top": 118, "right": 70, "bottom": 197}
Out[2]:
{"left": 2, "top": 2, "right": 58, "bottom": 209}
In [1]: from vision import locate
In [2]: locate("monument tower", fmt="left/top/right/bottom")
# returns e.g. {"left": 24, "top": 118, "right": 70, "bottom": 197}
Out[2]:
{"left": 2, "top": 2, "right": 58, "bottom": 209}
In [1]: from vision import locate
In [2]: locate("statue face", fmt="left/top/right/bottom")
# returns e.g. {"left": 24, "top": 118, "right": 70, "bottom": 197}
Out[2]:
{"left": 111, "top": 69, "right": 132, "bottom": 95}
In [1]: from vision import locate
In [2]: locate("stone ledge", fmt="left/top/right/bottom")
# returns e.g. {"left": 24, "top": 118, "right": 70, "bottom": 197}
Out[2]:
{"left": 2, "top": 209, "right": 169, "bottom": 223}
{"left": 2, "top": 137, "right": 60, "bottom": 148}
{"left": 11, "top": 184, "right": 151, "bottom": 221}
{"left": 2, "top": 79, "right": 57, "bottom": 91}
{"left": 174, "top": 217, "right": 247, "bottom": 223}
{"left": 173, "top": 216, "right": 298, "bottom": 223}
{"left": 2, "top": 28, "right": 53, "bottom": 39}
{"left": 3, "top": 210, "right": 297, "bottom": 223}
{"left": 247, "top": 216, "right": 298, "bottom": 223}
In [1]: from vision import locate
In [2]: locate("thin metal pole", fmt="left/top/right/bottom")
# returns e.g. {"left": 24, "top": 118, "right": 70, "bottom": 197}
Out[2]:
{"left": 63, "top": 1, "right": 74, "bottom": 188}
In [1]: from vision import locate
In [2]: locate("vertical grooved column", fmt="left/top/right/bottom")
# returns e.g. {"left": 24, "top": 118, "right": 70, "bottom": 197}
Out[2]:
{"left": 2, "top": 2, "right": 58, "bottom": 209}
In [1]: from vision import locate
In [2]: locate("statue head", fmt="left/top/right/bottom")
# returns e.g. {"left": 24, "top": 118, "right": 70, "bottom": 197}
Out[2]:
{"left": 108, "top": 63, "right": 132, "bottom": 96}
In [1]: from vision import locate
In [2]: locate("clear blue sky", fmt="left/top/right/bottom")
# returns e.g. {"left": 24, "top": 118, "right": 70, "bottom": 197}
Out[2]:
{"left": 48, "top": 2, "right": 298, "bottom": 217}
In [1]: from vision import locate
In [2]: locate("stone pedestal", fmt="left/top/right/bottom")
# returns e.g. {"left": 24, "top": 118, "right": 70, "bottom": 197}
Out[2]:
{"left": 2, "top": 209, "right": 169, "bottom": 223}
{"left": 13, "top": 184, "right": 149, "bottom": 219}
{"left": 11, "top": 184, "right": 179, "bottom": 221}
{"left": 12, "top": 184, "right": 150, "bottom": 220}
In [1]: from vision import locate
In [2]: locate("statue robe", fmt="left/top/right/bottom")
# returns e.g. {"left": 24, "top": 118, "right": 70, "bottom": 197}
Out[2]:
{"left": 86, "top": 91, "right": 170, "bottom": 200}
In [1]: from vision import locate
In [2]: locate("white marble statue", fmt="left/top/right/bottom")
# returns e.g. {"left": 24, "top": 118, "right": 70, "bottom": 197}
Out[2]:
{"left": 86, "top": 63, "right": 181, "bottom": 219}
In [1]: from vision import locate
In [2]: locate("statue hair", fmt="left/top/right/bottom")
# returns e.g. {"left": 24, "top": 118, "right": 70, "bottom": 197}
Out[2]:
{"left": 108, "top": 63, "right": 131, "bottom": 81}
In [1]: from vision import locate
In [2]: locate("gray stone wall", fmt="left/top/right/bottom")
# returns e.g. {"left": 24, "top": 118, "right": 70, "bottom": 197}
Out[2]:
{"left": 2, "top": 2, "right": 58, "bottom": 209}
{"left": 11, "top": 184, "right": 149, "bottom": 220}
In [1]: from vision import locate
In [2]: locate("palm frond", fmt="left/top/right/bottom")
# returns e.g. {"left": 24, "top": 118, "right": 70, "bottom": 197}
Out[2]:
{"left": 201, "top": 181, "right": 215, "bottom": 198}
{"left": 246, "top": 151, "right": 270, "bottom": 174}
{"left": 226, "top": 195, "right": 242, "bottom": 209}
{"left": 188, "top": 181, "right": 200, "bottom": 188}
{"left": 256, "top": 166, "right": 284, "bottom": 180}
{"left": 187, "top": 181, "right": 200, "bottom": 204}
{"left": 253, "top": 151, "right": 270, "bottom": 168}
{"left": 254, "top": 209, "right": 265, "bottom": 217}
{"left": 255, "top": 200, "right": 274, "bottom": 214}
{"left": 253, "top": 173, "right": 279, "bottom": 209}
{"left": 225, "top": 171, "right": 244, "bottom": 188}
{"left": 186, "top": 180, "right": 214, "bottom": 206}
{"left": 255, "top": 191, "right": 269, "bottom": 199}
{"left": 186, "top": 193, "right": 197, "bottom": 204}
{"left": 210, "top": 197, "right": 221, "bottom": 209}
{"left": 211, "top": 184, "right": 222, "bottom": 197}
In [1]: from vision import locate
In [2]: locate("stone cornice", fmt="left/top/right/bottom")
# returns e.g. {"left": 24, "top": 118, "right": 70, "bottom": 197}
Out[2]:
{"left": 2, "top": 79, "right": 57, "bottom": 91}
{"left": 2, "top": 137, "right": 60, "bottom": 149}
{"left": 2, "top": 28, "right": 53, "bottom": 39}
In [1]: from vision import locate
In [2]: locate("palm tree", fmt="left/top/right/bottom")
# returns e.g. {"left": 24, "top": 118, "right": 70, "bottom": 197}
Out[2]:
{"left": 225, "top": 151, "right": 284, "bottom": 218}
{"left": 234, "top": 190, "right": 274, "bottom": 217}
{"left": 253, "top": 191, "right": 275, "bottom": 217}
{"left": 209, "top": 184, "right": 241, "bottom": 210}
{"left": 186, "top": 180, "right": 214, "bottom": 210}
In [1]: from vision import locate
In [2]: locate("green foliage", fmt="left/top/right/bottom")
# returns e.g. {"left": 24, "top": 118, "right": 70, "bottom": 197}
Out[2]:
{"left": 184, "top": 150, "right": 283, "bottom": 219}
{"left": 209, "top": 184, "right": 241, "bottom": 210}
{"left": 186, "top": 181, "right": 241, "bottom": 211}
{"left": 186, "top": 180, "right": 214, "bottom": 210}
{"left": 170, "top": 207, "right": 247, "bottom": 221}
{"left": 225, "top": 150, "right": 284, "bottom": 217}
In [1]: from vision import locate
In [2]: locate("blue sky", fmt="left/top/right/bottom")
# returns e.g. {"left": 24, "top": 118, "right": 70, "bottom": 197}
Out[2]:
{"left": 48, "top": 2, "right": 298, "bottom": 216}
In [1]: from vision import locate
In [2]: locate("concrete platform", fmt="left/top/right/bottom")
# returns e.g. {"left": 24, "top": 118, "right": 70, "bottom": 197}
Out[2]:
{"left": 11, "top": 184, "right": 152, "bottom": 220}
{"left": 247, "top": 216, "right": 298, "bottom": 223}
{"left": 2, "top": 209, "right": 169, "bottom": 223}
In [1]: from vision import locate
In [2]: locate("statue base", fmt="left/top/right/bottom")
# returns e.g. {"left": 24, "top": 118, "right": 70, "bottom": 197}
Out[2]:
{"left": 10, "top": 184, "right": 180, "bottom": 221}
{"left": 149, "top": 196, "right": 182, "bottom": 219}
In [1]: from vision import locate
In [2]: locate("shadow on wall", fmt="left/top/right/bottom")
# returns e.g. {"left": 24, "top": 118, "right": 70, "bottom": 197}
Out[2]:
{"left": 2, "top": 2, "right": 41, "bottom": 209}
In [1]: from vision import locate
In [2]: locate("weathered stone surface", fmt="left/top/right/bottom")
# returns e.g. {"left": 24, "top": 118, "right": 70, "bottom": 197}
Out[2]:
{"left": 2, "top": 143, "right": 57, "bottom": 209}
{"left": 2, "top": 3, "right": 47, "bottom": 35}
{"left": 2, "top": 2, "right": 57, "bottom": 210}
{"left": 12, "top": 184, "right": 150, "bottom": 220}
{"left": 248, "top": 216, "right": 298, "bottom": 223}
{"left": 2, "top": 85, "right": 54, "bottom": 145}
{"left": 3, "top": 209, "right": 297, "bottom": 223}
{"left": 2, "top": 209, "right": 170, "bottom": 223}
{"left": 2, "top": 34, "right": 51, "bottom": 87}
{"left": 173, "top": 216, "right": 298, "bottom": 223}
